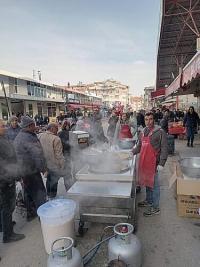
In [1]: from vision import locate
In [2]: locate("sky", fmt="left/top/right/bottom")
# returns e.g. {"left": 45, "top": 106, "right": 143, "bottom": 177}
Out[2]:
{"left": 0, "top": 0, "right": 161, "bottom": 96}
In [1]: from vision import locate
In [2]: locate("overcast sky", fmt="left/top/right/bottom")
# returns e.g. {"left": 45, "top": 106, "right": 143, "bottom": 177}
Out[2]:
{"left": 0, "top": 0, "right": 161, "bottom": 95}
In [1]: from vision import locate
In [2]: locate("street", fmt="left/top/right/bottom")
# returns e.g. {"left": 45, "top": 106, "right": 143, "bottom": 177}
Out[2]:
{"left": 0, "top": 137, "right": 200, "bottom": 267}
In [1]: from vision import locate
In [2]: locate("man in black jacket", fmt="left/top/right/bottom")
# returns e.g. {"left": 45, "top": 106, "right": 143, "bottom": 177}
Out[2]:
{"left": 0, "top": 119, "right": 25, "bottom": 243}
{"left": 14, "top": 116, "right": 47, "bottom": 221}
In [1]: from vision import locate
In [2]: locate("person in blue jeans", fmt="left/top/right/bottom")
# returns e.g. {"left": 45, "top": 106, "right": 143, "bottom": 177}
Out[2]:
{"left": 133, "top": 112, "right": 168, "bottom": 217}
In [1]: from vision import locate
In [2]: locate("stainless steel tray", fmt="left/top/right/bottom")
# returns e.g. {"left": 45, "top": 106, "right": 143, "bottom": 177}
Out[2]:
{"left": 67, "top": 181, "right": 132, "bottom": 198}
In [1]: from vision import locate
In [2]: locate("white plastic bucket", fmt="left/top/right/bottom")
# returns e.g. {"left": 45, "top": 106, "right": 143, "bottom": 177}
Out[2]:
{"left": 37, "top": 199, "right": 76, "bottom": 254}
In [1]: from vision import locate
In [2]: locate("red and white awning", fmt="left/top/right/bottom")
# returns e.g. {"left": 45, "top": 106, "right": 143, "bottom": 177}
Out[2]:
{"left": 166, "top": 52, "right": 200, "bottom": 97}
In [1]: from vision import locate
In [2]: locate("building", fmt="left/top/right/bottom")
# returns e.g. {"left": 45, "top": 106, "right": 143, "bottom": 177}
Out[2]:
{"left": 0, "top": 70, "right": 102, "bottom": 120}
{"left": 69, "top": 79, "right": 129, "bottom": 108}
{"left": 0, "top": 70, "right": 66, "bottom": 120}
{"left": 143, "top": 86, "right": 155, "bottom": 110}
{"left": 129, "top": 96, "right": 143, "bottom": 111}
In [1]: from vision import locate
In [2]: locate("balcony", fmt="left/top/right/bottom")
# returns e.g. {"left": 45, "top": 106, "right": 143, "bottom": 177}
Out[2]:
{"left": 9, "top": 93, "right": 65, "bottom": 103}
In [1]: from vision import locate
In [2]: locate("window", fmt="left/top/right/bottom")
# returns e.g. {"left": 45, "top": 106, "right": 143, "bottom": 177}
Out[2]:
{"left": 47, "top": 103, "right": 56, "bottom": 117}
{"left": 31, "top": 83, "right": 34, "bottom": 96}
{"left": 27, "top": 81, "right": 31, "bottom": 96}
{"left": 14, "top": 78, "right": 17, "bottom": 93}
{"left": 28, "top": 104, "right": 33, "bottom": 117}
{"left": 37, "top": 103, "right": 43, "bottom": 116}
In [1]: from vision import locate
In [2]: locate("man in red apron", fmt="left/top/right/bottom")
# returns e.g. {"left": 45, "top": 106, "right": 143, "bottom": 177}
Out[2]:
{"left": 132, "top": 112, "right": 168, "bottom": 217}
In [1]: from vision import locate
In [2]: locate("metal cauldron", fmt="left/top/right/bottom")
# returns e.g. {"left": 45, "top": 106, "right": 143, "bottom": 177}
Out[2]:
{"left": 118, "top": 139, "right": 135, "bottom": 150}
{"left": 179, "top": 157, "right": 200, "bottom": 179}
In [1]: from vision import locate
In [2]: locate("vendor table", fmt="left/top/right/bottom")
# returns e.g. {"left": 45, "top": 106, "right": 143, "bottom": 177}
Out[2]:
{"left": 66, "top": 153, "right": 136, "bottom": 232}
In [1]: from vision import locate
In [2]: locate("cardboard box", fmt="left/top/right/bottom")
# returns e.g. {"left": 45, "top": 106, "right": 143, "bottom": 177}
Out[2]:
{"left": 169, "top": 162, "right": 200, "bottom": 218}
{"left": 177, "top": 195, "right": 200, "bottom": 218}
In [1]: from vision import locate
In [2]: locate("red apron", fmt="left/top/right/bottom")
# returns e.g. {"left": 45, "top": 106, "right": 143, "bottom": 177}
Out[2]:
{"left": 138, "top": 132, "right": 159, "bottom": 188}
{"left": 119, "top": 124, "right": 133, "bottom": 139}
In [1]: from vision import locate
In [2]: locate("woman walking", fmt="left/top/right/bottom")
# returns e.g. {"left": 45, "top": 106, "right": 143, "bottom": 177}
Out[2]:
{"left": 183, "top": 106, "right": 199, "bottom": 147}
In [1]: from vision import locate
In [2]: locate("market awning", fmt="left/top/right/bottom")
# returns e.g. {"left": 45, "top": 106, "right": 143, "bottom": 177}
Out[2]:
{"left": 151, "top": 88, "right": 165, "bottom": 99}
{"left": 166, "top": 52, "right": 200, "bottom": 97}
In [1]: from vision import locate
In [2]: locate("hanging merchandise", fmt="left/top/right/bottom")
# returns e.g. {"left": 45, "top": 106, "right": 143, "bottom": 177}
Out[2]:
{"left": 47, "top": 237, "right": 83, "bottom": 267}
{"left": 108, "top": 223, "right": 142, "bottom": 267}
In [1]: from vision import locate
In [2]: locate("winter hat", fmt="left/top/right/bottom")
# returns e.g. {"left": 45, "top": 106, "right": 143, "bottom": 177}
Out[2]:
{"left": 20, "top": 116, "right": 35, "bottom": 128}
{"left": 9, "top": 115, "right": 18, "bottom": 123}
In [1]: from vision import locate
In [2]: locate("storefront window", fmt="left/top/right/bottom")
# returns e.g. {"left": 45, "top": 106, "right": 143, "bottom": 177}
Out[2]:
{"left": 47, "top": 103, "right": 56, "bottom": 117}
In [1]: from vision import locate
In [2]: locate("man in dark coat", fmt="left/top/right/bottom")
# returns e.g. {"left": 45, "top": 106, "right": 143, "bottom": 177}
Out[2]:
{"left": 58, "top": 120, "right": 72, "bottom": 191}
{"left": 14, "top": 116, "right": 47, "bottom": 221}
{"left": 0, "top": 119, "right": 25, "bottom": 243}
{"left": 183, "top": 106, "right": 200, "bottom": 147}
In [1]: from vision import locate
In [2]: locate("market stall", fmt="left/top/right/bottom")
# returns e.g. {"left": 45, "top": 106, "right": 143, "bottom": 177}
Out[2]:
{"left": 66, "top": 149, "right": 137, "bottom": 234}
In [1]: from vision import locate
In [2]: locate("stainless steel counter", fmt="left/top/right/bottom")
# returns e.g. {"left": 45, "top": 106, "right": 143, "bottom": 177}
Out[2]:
{"left": 76, "top": 156, "right": 136, "bottom": 182}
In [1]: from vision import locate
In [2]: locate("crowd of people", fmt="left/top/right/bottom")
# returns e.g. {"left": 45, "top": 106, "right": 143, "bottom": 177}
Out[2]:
{"left": 0, "top": 105, "right": 199, "bottom": 261}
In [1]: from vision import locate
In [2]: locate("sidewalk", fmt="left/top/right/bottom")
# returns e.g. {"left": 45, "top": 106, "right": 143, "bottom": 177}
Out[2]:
{"left": 136, "top": 135, "right": 200, "bottom": 267}
{"left": 0, "top": 137, "right": 200, "bottom": 266}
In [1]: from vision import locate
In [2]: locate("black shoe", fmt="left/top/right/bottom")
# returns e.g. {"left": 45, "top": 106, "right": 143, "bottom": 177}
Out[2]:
{"left": 143, "top": 207, "right": 160, "bottom": 217}
{"left": 191, "top": 143, "right": 193, "bottom": 147}
{"left": 187, "top": 142, "right": 190, "bottom": 147}
{"left": 3, "top": 232, "right": 25, "bottom": 243}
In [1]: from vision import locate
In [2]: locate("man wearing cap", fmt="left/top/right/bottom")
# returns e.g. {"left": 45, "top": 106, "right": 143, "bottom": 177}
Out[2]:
{"left": 6, "top": 116, "right": 21, "bottom": 141}
{"left": 14, "top": 116, "right": 47, "bottom": 221}
{"left": 38, "top": 123, "right": 65, "bottom": 199}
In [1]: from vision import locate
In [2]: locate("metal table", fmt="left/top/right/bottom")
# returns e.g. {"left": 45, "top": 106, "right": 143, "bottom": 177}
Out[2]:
{"left": 66, "top": 155, "right": 136, "bottom": 232}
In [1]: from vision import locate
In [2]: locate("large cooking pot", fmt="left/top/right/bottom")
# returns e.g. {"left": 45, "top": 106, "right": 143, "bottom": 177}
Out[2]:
{"left": 84, "top": 151, "right": 129, "bottom": 174}
{"left": 118, "top": 138, "right": 136, "bottom": 150}
{"left": 179, "top": 157, "right": 200, "bottom": 178}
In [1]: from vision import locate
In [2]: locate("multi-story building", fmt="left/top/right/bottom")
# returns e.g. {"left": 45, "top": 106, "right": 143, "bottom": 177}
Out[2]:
{"left": 129, "top": 96, "right": 143, "bottom": 111}
{"left": 70, "top": 79, "right": 129, "bottom": 108}
{"left": 0, "top": 70, "right": 102, "bottom": 120}
{"left": 143, "top": 86, "right": 155, "bottom": 110}
{"left": 0, "top": 70, "right": 66, "bottom": 120}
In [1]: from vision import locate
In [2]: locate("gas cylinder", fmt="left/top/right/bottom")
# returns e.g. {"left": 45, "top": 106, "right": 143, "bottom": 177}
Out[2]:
{"left": 47, "top": 237, "right": 83, "bottom": 267}
{"left": 108, "top": 223, "right": 142, "bottom": 267}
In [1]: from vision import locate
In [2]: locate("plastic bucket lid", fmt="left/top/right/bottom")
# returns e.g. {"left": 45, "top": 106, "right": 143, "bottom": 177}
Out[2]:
{"left": 37, "top": 199, "right": 76, "bottom": 225}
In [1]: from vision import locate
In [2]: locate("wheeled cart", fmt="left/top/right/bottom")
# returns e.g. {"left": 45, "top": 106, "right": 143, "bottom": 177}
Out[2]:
{"left": 66, "top": 155, "right": 137, "bottom": 233}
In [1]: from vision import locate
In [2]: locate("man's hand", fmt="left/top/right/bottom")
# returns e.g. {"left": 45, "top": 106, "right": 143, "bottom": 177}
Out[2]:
{"left": 157, "top": 165, "right": 164, "bottom": 172}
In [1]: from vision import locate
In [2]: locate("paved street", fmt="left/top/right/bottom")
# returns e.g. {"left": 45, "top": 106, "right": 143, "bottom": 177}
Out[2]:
{"left": 0, "top": 136, "right": 200, "bottom": 267}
